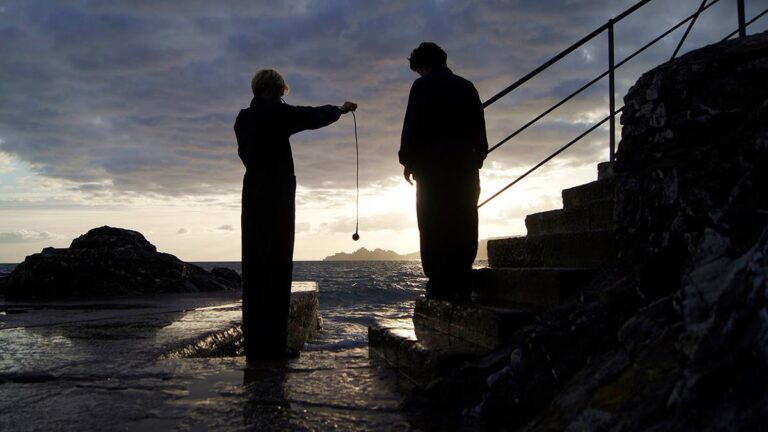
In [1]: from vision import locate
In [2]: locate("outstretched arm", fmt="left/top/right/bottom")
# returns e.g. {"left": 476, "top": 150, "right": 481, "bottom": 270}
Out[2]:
{"left": 284, "top": 102, "right": 356, "bottom": 136}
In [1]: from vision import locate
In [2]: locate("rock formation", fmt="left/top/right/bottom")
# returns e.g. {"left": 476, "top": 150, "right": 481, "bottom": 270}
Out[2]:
{"left": 403, "top": 31, "right": 768, "bottom": 430}
{"left": 0, "top": 271, "right": 8, "bottom": 295}
{"left": 3, "top": 226, "right": 241, "bottom": 300}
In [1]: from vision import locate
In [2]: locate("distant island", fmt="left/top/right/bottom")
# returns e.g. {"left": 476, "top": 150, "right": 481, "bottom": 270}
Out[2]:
{"left": 323, "top": 248, "right": 420, "bottom": 261}
{"left": 323, "top": 240, "right": 490, "bottom": 261}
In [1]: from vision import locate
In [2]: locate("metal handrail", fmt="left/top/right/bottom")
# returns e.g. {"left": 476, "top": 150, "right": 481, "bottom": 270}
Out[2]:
{"left": 672, "top": 0, "right": 709, "bottom": 60}
{"left": 481, "top": 0, "right": 654, "bottom": 109}
{"left": 479, "top": 108, "right": 623, "bottom": 208}
{"left": 487, "top": 0, "right": 724, "bottom": 156}
{"left": 722, "top": 7, "right": 768, "bottom": 41}
{"left": 478, "top": 0, "right": 765, "bottom": 208}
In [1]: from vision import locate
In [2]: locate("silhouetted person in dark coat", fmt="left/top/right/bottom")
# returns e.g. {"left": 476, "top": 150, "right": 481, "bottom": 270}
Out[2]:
{"left": 234, "top": 69, "right": 356, "bottom": 359}
{"left": 399, "top": 43, "right": 488, "bottom": 302}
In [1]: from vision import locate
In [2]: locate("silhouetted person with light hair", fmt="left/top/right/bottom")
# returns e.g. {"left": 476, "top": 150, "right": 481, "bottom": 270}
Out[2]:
{"left": 235, "top": 68, "right": 356, "bottom": 359}
{"left": 400, "top": 42, "right": 488, "bottom": 302}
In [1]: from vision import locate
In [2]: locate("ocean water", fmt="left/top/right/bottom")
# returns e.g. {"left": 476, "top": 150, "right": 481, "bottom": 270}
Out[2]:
{"left": 0, "top": 260, "right": 488, "bottom": 430}
{"left": 1, "top": 260, "right": 491, "bottom": 350}
{"left": 196, "top": 261, "right": 429, "bottom": 352}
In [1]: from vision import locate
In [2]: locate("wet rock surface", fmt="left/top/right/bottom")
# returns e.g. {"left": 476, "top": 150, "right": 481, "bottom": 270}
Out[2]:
{"left": 165, "top": 282, "right": 321, "bottom": 357}
{"left": 397, "top": 32, "right": 768, "bottom": 430}
{"left": 0, "top": 290, "right": 411, "bottom": 431}
{"left": 3, "top": 226, "right": 241, "bottom": 300}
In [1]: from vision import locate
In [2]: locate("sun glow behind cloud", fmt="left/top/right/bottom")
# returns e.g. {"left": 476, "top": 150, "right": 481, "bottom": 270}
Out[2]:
{"left": 0, "top": 0, "right": 764, "bottom": 262}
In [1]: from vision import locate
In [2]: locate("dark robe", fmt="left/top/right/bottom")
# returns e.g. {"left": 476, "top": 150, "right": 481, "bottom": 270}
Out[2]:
{"left": 399, "top": 67, "right": 488, "bottom": 300}
{"left": 234, "top": 97, "right": 341, "bottom": 358}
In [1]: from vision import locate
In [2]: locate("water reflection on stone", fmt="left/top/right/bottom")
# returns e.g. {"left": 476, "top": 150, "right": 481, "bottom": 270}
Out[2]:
{"left": 0, "top": 290, "right": 418, "bottom": 431}
{"left": 242, "top": 361, "right": 290, "bottom": 430}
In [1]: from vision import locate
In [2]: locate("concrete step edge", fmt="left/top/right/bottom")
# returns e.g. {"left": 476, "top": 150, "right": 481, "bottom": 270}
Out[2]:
{"left": 367, "top": 322, "right": 488, "bottom": 385}
{"left": 413, "top": 298, "right": 533, "bottom": 349}
{"left": 488, "top": 230, "right": 618, "bottom": 269}
{"left": 561, "top": 178, "right": 617, "bottom": 209}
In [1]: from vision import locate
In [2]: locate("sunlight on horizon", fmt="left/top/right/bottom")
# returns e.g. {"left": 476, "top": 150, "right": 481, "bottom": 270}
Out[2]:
{"left": 2, "top": 1, "right": 761, "bottom": 263}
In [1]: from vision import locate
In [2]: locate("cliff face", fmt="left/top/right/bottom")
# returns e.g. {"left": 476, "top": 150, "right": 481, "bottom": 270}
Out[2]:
{"left": 615, "top": 30, "right": 768, "bottom": 302}
{"left": 607, "top": 30, "right": 768, "bottom": 430}
{"left": 411, "top": 32, "right": 768, "bottom": 431}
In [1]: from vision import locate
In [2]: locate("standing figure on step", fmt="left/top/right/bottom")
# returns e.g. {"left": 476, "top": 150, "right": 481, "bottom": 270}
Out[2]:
{"left": 234, "top": 69, "right": 357, "bottom": 359}
{"left": 399, "top": 42, "right": 489, "bottom": 302}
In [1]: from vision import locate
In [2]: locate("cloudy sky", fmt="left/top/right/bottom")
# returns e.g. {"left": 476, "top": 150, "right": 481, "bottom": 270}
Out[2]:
{"left": 0, "top": 0, "right": 765, "bottom": 262}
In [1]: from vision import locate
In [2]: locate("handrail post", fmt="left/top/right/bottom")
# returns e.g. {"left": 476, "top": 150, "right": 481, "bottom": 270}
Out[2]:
{"left": 737, "top": 0, "right": 747, "bottom": 38}
{"left": 608, "top": 20, "right": 616, "bottom": 162}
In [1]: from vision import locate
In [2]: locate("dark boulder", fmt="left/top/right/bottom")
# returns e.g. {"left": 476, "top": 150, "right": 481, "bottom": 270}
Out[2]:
{"left": 69, "top": 225, "right": 157, "bottom": 253}
{"left": 0, "top": 271, "right": 8, "bottom": 295}
{"left": 210, "top": 267, "right": 242, "bottom": 287}
{"left": 3, "top": 226, "right": 241, "bottom": 300}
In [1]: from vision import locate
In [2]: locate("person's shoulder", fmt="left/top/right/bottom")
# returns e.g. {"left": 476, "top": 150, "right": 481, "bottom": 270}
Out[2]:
{"left": 411, "top": 75, "right": 427, "bottom": 88}
{"left": 450, "top": 72, "right": 476, "bottom": 87}
{"left": 450, "top": 73, "right": 480, "bottom": 97}
{"left": 235, "top": 106, "right": 251, "bottom": 123}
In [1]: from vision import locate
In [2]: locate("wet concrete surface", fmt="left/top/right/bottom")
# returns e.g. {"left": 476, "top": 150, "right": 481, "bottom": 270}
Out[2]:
{"left": 0, "top": 289, "right": 414, "bottom": 431}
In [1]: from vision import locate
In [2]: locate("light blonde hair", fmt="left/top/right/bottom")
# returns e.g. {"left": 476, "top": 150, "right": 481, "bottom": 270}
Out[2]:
{"left": 250, "top": 69, "right": 289, "bottom": 97}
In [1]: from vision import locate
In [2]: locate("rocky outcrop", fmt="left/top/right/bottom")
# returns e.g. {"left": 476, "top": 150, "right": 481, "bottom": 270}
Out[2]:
{"left": 3, "top": 226, "right": 241, "bottom": 300}
{"left": 614, "top": 30, "right": 768, "bottom": 302}
{"left": 403, "top": 32, "right": 768, "bottom": 430}
{"left": 0, "top": 271, "right": 8, "bottom": 295}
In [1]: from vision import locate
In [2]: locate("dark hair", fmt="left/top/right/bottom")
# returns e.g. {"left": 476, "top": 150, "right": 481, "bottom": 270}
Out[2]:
{"left": 408, "top": 42, "right": 447, "bottom": 71}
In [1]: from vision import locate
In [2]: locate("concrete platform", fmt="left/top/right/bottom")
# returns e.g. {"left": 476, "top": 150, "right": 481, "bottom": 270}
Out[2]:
{"left": 1, "top": 282, "right": 402, "bottom": 431}
{"left": 162, "top": 281, "right": 320, "bottom": 358}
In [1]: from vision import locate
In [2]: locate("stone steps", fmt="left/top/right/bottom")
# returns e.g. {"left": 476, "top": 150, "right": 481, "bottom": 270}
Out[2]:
{"left": 562, "top": 178, "right": 616, "bottom": 209}
{"left": 368, "top": 164, "right": 620, "bottom": 385}
{"left": 368, "top": 319, "right": 488, "bottom": 385}
{"left": 487, "top": 230, "right": 618, "bottom": 269}
{"left": 413, "top": 298, "right": 533, "bottom": 350}
{"left": 368, "top": 299, "right": 534, "bottom": 382}
{"left": 525, "top": 199, "right": 614, "bottom": 236}
{"left": 472, "top": 267, "right": 594, "bottom": 308}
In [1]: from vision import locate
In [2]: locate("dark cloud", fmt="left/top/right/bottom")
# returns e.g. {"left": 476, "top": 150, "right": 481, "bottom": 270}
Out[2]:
{"left": 0, "top": 0, "right": 761, "bottom": 200}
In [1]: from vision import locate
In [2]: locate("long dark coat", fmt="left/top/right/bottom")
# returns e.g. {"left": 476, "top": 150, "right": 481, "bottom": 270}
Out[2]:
{"left": 234, "top": 97, "right": 341, "bottom": 357}
{"left": 399, "top": 67, "right": 488, "bottom": 299}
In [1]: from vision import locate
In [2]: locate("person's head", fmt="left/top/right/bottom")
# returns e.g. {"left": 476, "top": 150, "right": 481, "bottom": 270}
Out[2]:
{"left": 408, "top": 42, "right": 447, "bottom": 75}
{"left": 251, "top": 69, "right": 289, "bottom": 99}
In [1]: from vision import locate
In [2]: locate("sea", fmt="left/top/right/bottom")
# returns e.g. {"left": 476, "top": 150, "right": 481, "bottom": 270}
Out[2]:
{"left": 0, "top": 260, "right": 488, "bottom": 351}
{"left": 198, "top": 260, "right": 430, "bottom": 352}
{"left": 0, "top": 260, "right": 488, "bottom": 430}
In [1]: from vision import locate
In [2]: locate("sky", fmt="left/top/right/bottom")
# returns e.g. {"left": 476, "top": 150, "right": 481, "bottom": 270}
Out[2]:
{"left": 1, "top": 0, "right": 766, "bottom": 262}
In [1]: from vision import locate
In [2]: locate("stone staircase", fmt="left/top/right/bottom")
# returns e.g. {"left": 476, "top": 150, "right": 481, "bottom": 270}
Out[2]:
{"left": 368, "top": 164, "right": 619, "bottom": 384}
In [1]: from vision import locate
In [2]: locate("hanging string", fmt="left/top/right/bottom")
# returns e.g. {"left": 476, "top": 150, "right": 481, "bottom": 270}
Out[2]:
{"left": 352, "top": 111, "right": 360, "bottom": 241}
